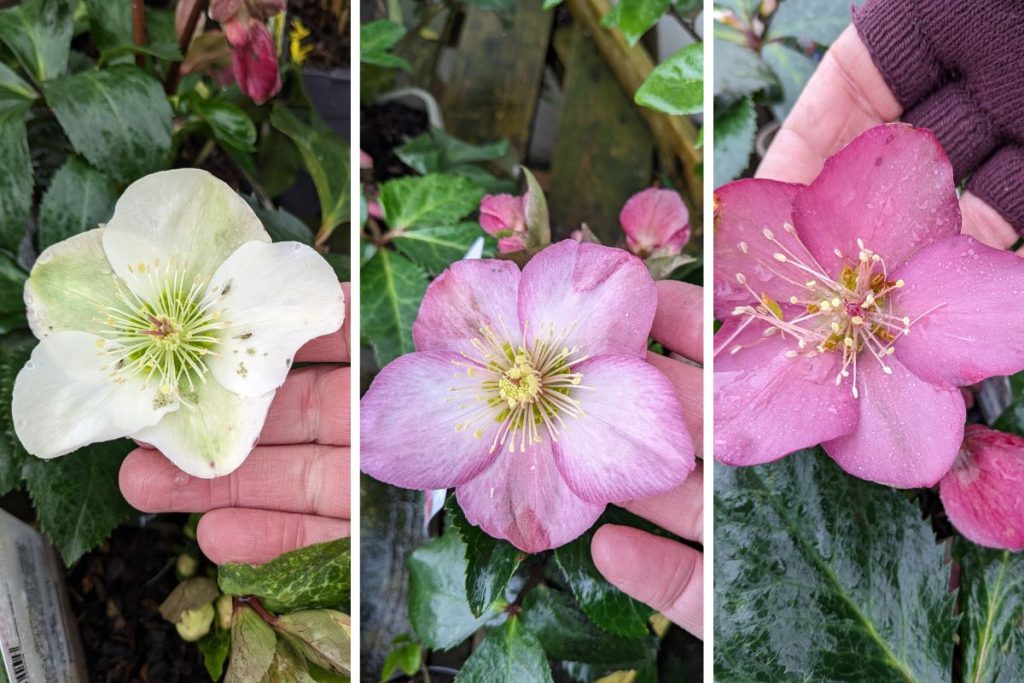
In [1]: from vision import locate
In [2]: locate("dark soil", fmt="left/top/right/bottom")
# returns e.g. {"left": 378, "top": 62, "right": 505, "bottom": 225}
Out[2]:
{"left": 68, "top": 518, "right": 208, "bottom": 683}
{"left": 291, "top": 0, "right": 351, "bottom": 69}
{"left": 361, "top": 102, "right": 430, "bottom": 182}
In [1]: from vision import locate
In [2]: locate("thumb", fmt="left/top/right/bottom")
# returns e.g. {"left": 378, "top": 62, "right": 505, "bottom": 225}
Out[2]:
{"left": 960, "top": 192, "right": 1021, "bottom": 253}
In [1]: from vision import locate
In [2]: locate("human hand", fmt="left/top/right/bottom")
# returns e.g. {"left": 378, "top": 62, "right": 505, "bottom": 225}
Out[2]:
{"left": 758, "top": 26, "right": 1018, "bottom": 251}
{"left": 119, "top": 283, "right": 351, "bottom": 565}
{"left": 591, "top": 280, "right": 704, "bottom": 639}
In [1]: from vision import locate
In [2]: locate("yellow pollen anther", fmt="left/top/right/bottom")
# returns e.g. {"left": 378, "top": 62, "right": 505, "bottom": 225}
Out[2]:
{"left": 895, "top": 279, "right": 905, "bottom": 288}
{"left": 831, "top": 297, "right": 841, "bottom": 308}
{"left": 850, "top": 316, "right": 864, "bottom": 326}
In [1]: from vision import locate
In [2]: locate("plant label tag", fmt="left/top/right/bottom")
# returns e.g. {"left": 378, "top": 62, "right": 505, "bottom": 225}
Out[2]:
{"left": 0, "top": 508, "right": 86, "bottom": 683}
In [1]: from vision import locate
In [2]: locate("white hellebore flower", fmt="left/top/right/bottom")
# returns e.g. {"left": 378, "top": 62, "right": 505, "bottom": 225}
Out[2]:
{"left": 12, "top": 169, "right": 344, "bottom": 478}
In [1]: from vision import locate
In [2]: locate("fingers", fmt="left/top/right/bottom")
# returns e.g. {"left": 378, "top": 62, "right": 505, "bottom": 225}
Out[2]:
{"left": 961, "top": 191, "right": 1020, "bottom": 252}
{"left": 119, "top": 445, "right": 350, "bottom": 519}
{"left": 296, "top": 283, "right": 351, "bottom": 363}
{"left": 651, "top": 280, "right": 703, "bottom": 363}
{"left": 591, "top": 525, "right": 703, "bottom": 639}
{"left": 260, "top": 366, "right": 350, "bottom": 446}
{"left": 647, "top": 352, "right": 703, "bottom": 456}
{"left": 621, "top": 462, "right": 703, "bottom": 543}
{"left": 198, "top": 508, "right": 350, "bottom": 565}
{"left": 757, "top": 26, "right": 901, "bottom": 185}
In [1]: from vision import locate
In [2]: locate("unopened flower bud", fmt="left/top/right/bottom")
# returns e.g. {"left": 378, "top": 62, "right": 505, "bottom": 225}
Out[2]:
{"left": 175, "top": 603, "right": 215, "bottom": 642}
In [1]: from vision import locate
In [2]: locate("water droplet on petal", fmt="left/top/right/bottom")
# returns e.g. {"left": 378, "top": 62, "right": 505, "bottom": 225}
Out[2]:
{"left": 291, "top": 243, "right": 302, "bottom": 253}
{"left": 24, "top": 361, "right": 35, "bottom": 370}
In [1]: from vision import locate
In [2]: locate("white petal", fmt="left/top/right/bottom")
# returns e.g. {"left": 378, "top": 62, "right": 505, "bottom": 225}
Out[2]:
{"left": 25, "top": 228, "right": 123, "bottom": 338}
{"left": 13, "top": 332, "right": 178, "bottom": 458}
{"left": 205, "top": 241, "right": 344, "bottom": 397}
{"left": 132, "top": 379, "right": 275, "bottom": 478}
{"left": 101, "top": 169, "right": 270, "bottom": 301}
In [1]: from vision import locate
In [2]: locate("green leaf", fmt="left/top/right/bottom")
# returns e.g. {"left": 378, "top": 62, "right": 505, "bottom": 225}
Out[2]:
{"left": 0, "top": 0, "right": 72, "bottom": 83}
{"left": 717, "top": 0, "right": 761, "bottom": 25}
{"left": 635, "top": 43, "right": 703, "bottom": 115}
{"left": 159, "top": 577, "right": 221, "bottom": 623}
{"left": 37, "top": 156, "right": 118, "bottom": 249}
{"left": 198, "top": 629, "right": 232, "bottom": 682}
{"left": 193, "top": 99, "right": 258, "bottom": 152}
{"left": 553, "top": 521, "right": 654, "bottom": 640}
{"left": 762, "top": 42, "right": 818, "bottom": 121}
{"left": 219, "top": 538, "right": 350, "bottom": 613}
{"left": 521, "top": 167, "right": 550, "bottom": 250}
{"left": 360, "top": 248, "right": 427, "bottom": 367}
{"left": 0, "top": 104, "right": 33, "bottom": 252}
{"left": 263, "top": 637, "right": 316, "bottom": 683}
{"left": 392, "top": 223, "right": 483, "bottom": 275}
{"left": 543, "top": 0, "right": 563, "bottom": 8}
{"left": 0, "top": 333, "right": 34, "bottom": 495}
{"left": 381, "top": 636, "right": 423, "bottom": 682}
{"left": 457, "top": 617, "right": 553, "bottom": 682}
{"left": 396, "top": 128, "right": 509, "bottom": 175}
{"left": 445, "top": 495, "right": 523, "bottom": 617}
{"left": 270, "top": 106, "right": 350, "bottom": 241}
{"left": 44, "top": 64, "right": 172, "bottom": 183}
{"left": 713, "top": 95, "right": 756, "bottom": 187}
{"left": 248, "top": 200, "right": 314, "bottom": 245}
{"left": 959, "top": 544, "right": 1024, "bottom": 683}
{"left": 360, "top": 20, "right": 410, "bottom": 70}
{"left": 713, "top": 38, "right": 775, "bottom": 99}
{"left": 81, "top": 0, "right": 132, "bottom": 55}
{"left": 380, "top": 174, "right": 484, "bottom": 230}
{"left": 227, "top": 605, "right": 277, "bottom": 683}
{"left": 0, "top": 62, "right": 37, "bottom": 102}
{"left": 521, "top": 586, "right": 651, "bottom": 664}
{"left": 275, "top": 610, "right": 351, "bottom": 676}
{"left": 768, "top": 0, "right": 864, "bottom": 45}
{"left": 714, "top": 449, "right": 956, "bottom": 681}
{"left": 22, "top": 439, "right": 136, "bottom": 564}
{"left": 602, "top": 0, "right": 670, "bottom": 46}
{"left": 407, "top": 531, "right": 495, "bottom": 650}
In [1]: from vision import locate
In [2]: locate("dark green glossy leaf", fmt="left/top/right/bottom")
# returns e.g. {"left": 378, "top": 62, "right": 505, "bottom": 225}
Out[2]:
{"left": 0, "top": 62, "right": 37, "bottom": 101}
{"left": 248, "top": 200, "right": 314, "bottom": 245}
{"left": 713, "top": 95, "right": 756, "bottom": 186}
{"left": 634, "top": 43, "right": 703, "bottom": 116}
{"left": 602, "top": 0, "right": 670, "bottom": 46}
{"left": 379, "top": 174, "right": 483, "bottom": 230}
{"left": 407, "top": 531, "right": 494, "bottom": 650}
{"left": 360, "top": 248, "right": 427, "bottom": 366}
{"left": 392, "top": 222, "right": 483, "bottom": 275}
{"left": 227, "top": 605, "right": 277, "bottom": 683}
{"left": 219, "top": 538, "right": 350, "bottom": 613}
{"left": 457, "top": 617, "right": 553, "bottom": 682}
{"left": 713, "top": 38, "right": 775, "bottom": 100}
{"left": 81, "top": 0, "right": 132, "bottom": 56}
{"left": 767, "top": 0, "right": 864, "bottom": 45}
{"left": 193, "top": 99, "right": 258, "bottom": 152}
{"left": 521, "top": 586, "right": 650, "bottom": 664}
{"left": 396, "top": 128, "right": 508, "bottom": 177}
{"left": 0, "top": 332, "right": 33, "bottom": 494}
{"left": 37, "top": 156, "right": 118, "bottom": 249}
{"left": 714, "top": 449, "right": 956, "bottom": 681}
{"left": 198, "top": 628, "right": 232, "bottom": 682}
{"left": 361, "top": 20, "right": 410, "bottom": 70}
{"left": 0, "top": 0, "right": 72, "bottom": 83}
{"left": 44, "top": 64, "right": 172, "bottom": 183}
{"left": 445, "top": 495, "right": 523, "bottom": 617}
{"left": 959, "top": 544, "right": 1024, "bottom": 683}
{"left": 22, "top": 439, "right": 136, "bottom": 564}
{"left": 762, "top": 42, "right": 818, "bottom": 121}
{"left": 0, "top": 104, "right": 33, "bottom": 252}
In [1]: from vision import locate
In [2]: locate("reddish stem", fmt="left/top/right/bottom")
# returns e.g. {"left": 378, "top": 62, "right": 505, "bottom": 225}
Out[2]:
{"left": 164, "top": 0, "right": 210, "bottom": 94}
{"left": 132, "top": 0, "right": 148, "bottom": 67}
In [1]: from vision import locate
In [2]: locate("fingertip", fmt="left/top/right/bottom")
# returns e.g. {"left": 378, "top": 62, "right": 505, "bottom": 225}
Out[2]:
{"left": 118, "top": 448, "right": 164, "bottom": 513}
{"left": 590, "top": 524, "right": 641, "bottom": 584}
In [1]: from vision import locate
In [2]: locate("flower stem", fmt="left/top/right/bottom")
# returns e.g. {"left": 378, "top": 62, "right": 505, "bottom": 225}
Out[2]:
{"left": 132, "top": 0, "right": 148, "bottom": 68}
{"left": 165, "top": 0, "right": 210, "bottom": 94}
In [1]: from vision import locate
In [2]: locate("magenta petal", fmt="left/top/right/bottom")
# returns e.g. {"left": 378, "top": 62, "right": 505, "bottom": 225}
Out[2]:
{"left": 891, "top": 235, "right": 1024, "bottom": 387}
{"left": 940, "top": 425, "right": 1024, "bottom": 551}
{"left": 793, "top": 124, "right": 961, "bottom": 274}
{"left": 713, "top": 178, "right": 805, "bottom": 319}
{"left": 360, "top": 352, "right": 498, "bottom": 490}
{"left": 412, "top": 258, "right": 522, "bottom": 356}
{"left": 479, "top": 194, "right": 526, "bottom": 237}
{"left": 456, "top": 437, "right": 604, "bottom": 553}
{"left": 714, "top": 316, "right": 858, "bottom": 466}
{"left": 518, "top": 240, "right": 655, "bottom": 359}
{"left": 619, "top": 188, "right": 690, "bottom": 256}
{"left": 227, "top": 19, "right": 281, "bottom": 104}
{"left": 551, "top": 354, "right": 694, "bottom": 503}
{"left": 823, "top": 356, "right": 965, "bottom": 488}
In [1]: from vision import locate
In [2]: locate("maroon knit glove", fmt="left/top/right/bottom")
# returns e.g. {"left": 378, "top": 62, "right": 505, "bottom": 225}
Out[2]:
{"left": 854, "top": 0, "right": 1024, "bottom": 232}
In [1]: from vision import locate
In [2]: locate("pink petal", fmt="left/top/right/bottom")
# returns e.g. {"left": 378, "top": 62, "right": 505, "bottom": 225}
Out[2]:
{"left": 822, "top": 356, "right": 965, "bottom": 488}
{"left": 227, "top": 19, "right": 281, "bottom": 104}
{"left": 456, "top": 437, "right": 604, "bottom": 552}
{"left": 940, "top": 425, "right": 1024, "bottom": 551}
{"left": 210, "top": 0, "right": 244, "bottom": 22}
{"left": 891, "top": 234, "right": 1024, "bottom": 387}
{"left": 497, "top": 235, "right": 526, "bottom": 254}
{"left": 360, "top": 352, "right": 498, "bottom": 490}
{"left": 712, "top": 178, "right": 805, "bottom": 319}
{"left": 793, "top": 124, "right": 961, "bottom": 274}
{"left": 412, "top": 258, "right": 522, "bottom": 357}
{"left": 550, "top": 354, "right": 694, "bottom": 503}
{"left": 714, "top": 316, "right": 858, "bottom": 466}
{"left": 619, "top": 188, "right": 690, "bottom": 257}
{"left": 518, "top": 240, "right": 655, "bottom": 359}
{"left": 479, "top": 194, "right": 526, "bottom": 237}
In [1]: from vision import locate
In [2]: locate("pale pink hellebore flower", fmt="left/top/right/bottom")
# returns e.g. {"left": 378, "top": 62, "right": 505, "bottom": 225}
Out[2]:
{"left": 619, "top": 188, "right": 690, "bottom": 257}
{"left": 479, "top": 193, "right": 528, "bottom": 254}
{"left": 361, "top": 240, "right": 695, "bottom": 552}
{"left": 714, "top": 124, "right": 1024, "bottom": 488}
{"left": 940, "top": 424, "right": 1024, "bottom": 551}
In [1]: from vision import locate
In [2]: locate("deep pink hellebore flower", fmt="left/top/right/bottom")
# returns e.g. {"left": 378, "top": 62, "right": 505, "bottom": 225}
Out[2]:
{"left": 619, "top": 188, "right": 690, "bottom": 257}
{"left": 362, "top": 240, "right": 695, "bottom": 552}
{"left": 223, "top": 17, "right": 281, "bottom": 104}
{"left": 714, "top": 123, "right": 1024, "bottom": 488}
{"left": 479, "top": 193, "right": 528, "bottom": 254}
{"left": 940, "top": 424, "right": 1024, "bottom": 550}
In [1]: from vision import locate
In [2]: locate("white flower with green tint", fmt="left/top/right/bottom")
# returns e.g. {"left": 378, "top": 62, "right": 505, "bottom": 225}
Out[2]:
{"left": 13, "top": 169, "right": 343, "bottom": 478}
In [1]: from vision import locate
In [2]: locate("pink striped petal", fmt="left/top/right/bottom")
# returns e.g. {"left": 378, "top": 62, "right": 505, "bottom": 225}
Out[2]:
{"left": 456, "top": 437, "right": 604, "bottom": 553}
{"left": 550, "top": 354, "right": 694, "bottom": 503}
{"left": 823, "top": 356, "right": 965, "bottom": 488}
{"left": 793, "top": 124, "right": 960, "bottom": 275}
{"left": 619, "top": 188, "right": 690, "bottom": 256}
{"left": 714, "top": 316, "right": 858, "bottom": 466}
{"left": 361, "top": 352, "right": 499, "bottom": 490}
{"left": 518, "top": 240, "right": 655, "bottom": 359}
{"left": 892, "top": 235, "right": 1024, "bottom": 387}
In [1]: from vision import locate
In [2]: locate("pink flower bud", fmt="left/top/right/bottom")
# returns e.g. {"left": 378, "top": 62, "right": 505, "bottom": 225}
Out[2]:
{"left": 223, "top": 18, "right": 281, "bottom": 105}
{"left": 619, "top": 188, "right": 690, "bottom": 257}
{"left": 209, "top": 0, "right": 245, "bottom": 23}
{"left": 940, "top": 424, "right": 1024, "bottom": 550}
{"left": 479, "top": 193, "right": 528, "bottom": 254}
{"left": 360, "top": 150, "right": 374, "bottom": 170}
